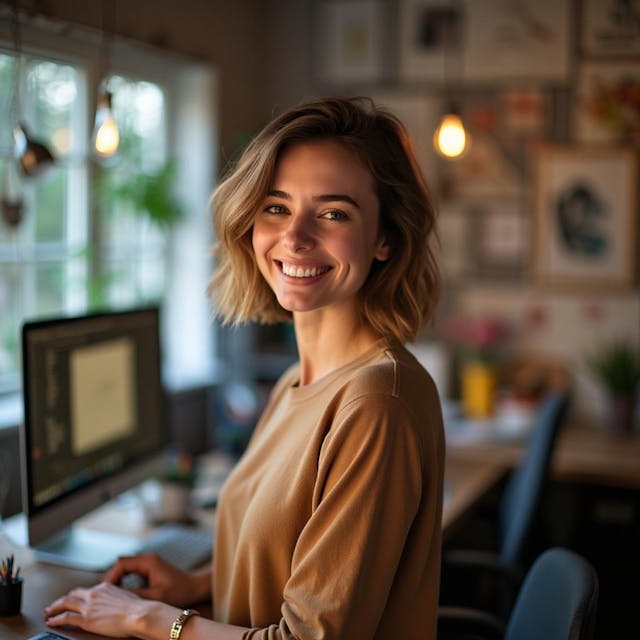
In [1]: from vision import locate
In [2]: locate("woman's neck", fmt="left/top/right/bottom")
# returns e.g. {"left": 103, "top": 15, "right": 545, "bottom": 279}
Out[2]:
{"left": 293, "top": 307, "right": 384, "bottom": 386}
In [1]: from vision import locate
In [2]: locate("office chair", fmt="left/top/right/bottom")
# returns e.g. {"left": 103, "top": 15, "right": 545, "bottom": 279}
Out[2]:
{"left": 440, "top": 391, "right": 571, "bottom": 618}
{"left": 438, "top": 547, "right": 599, "bottom": 640}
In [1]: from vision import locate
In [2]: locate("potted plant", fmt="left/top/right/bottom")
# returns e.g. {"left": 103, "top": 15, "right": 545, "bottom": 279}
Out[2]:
{"left": 587, "top": 340, "right": 640, "bottom": 434}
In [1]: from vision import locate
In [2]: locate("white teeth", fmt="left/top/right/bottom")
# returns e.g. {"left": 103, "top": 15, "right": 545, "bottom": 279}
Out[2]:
{"left": 281, "top": 263, "right": 326, "bottom": 278}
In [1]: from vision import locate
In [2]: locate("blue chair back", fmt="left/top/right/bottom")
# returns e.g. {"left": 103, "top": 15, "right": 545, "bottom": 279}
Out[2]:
{"left": 498, "top": 392, "right": 570, "bottom": 567}
{"left": 506, "top": 547, "right": 598, "bottom": 640}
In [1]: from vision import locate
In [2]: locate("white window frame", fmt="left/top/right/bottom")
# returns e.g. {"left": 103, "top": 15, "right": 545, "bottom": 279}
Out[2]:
{"left": 0, "top": 16, "right": 219, "bottom": 425}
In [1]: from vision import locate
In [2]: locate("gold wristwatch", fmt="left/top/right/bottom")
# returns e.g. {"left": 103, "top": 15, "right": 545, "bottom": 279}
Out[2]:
{"left": 169, "top": 608, "right": 200, "bottom": 640}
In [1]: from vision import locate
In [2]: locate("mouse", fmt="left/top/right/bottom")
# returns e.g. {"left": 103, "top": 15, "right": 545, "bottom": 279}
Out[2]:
{"left": 119, "top": 572, "right": 147, "bottom": 590}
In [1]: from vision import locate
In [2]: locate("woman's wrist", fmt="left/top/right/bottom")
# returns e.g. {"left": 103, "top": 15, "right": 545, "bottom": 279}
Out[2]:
{"left": 133, "top": 600, "right": 180, "bottom": 640}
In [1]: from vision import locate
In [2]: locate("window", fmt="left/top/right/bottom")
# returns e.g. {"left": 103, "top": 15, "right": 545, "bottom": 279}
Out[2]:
{"left": 0, "top": 20, "right": 217, "bottom": 410}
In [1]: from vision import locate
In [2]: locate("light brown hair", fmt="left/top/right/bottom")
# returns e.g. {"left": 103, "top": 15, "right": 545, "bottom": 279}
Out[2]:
{"left": 209, "top": 97, "right": 439, "bottom": 343}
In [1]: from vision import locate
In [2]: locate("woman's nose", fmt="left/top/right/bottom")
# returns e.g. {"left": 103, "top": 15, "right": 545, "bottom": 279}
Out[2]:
{"left": 283, "top": 214, "right": 315, "bottom": 253}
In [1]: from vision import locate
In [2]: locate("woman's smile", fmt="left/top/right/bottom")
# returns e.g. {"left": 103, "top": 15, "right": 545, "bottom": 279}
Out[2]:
{"left": 277, "top": 260, "right": 332, "bottom": 279}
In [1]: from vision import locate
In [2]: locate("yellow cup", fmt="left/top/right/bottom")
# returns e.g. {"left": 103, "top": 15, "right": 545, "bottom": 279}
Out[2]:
{"left": 461, "top": 361, "right": 497, "bottom": 418}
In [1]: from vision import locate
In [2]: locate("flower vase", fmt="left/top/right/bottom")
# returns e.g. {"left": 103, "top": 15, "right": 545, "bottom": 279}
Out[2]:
{"left": 461, "top": 361, "right": 497, "bottom": 419}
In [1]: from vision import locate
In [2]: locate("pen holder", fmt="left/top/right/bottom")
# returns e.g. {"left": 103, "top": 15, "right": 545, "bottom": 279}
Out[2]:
{"left": 0, "top": 579, "right": 23, "bottom": 616}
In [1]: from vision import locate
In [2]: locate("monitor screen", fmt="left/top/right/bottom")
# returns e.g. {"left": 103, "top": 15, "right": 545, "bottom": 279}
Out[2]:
{"left": 20, "top": 307, "right": 168, "bottom": 569}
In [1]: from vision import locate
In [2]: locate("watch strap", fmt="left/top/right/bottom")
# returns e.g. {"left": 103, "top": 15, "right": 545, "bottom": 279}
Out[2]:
{"left": 169, "top": 608, "right": 200, "bottom": 640}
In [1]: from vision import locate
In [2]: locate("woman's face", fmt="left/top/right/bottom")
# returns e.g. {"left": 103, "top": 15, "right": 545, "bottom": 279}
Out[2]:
{"left": 251, "top": 139, "right": 389, "bottom": 318}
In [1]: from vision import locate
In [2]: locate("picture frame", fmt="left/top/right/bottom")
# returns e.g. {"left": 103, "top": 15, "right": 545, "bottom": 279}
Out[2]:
{"left": 315, "top": 0, "right": 389, "bottom": 85}
{"left": 580, "top": 0, "right": 640, "bottom": 58}
{"left": 462, "top": 0, "right": 571, "bottom": 82}
{"left": 436, "top": 203, "right": 469, "bottom": 279}
{"left": 398, "top": 0, "right": 464, "bottom": 83}
{"left": 471, "top": 199, "right": 530, "bottom": 278}
{"left": 533, "top": 146, "right": 638, "bottom": 290}
{"left": 575, "top": 61, "right": 640, "bottom": 144}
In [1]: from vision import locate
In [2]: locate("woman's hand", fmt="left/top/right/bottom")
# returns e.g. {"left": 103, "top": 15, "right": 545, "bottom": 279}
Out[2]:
{"left": 45, "top": 581, "right": 167, "bottom": 638}
{"left": 104, "top": 553, "right": 211, "bottom": 607}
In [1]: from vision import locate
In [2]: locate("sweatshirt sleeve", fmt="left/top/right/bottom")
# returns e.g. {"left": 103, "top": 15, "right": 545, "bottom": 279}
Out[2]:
{"left": 242, "top": 393, "right": 425, "bottom": 640}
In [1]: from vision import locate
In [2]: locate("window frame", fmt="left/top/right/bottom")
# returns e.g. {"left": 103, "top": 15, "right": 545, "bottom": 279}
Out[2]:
{"left": 0, "top": 15, "right": 219, "bottom": 423}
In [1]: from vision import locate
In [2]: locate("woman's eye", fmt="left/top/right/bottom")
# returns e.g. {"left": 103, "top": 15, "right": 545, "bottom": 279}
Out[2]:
{"left": 321, "top": 209, "right": 348, "bottom": 221}
{"left": 264, "top": 204, "right": 288, "bottom": 215}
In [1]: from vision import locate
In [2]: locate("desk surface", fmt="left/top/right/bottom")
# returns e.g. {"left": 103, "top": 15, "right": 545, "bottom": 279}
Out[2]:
{"left": 447, "top": 421, "right": 640, "bottom": 490}
{"left": 0, "top": 451, "right": 505, "bottom": 640}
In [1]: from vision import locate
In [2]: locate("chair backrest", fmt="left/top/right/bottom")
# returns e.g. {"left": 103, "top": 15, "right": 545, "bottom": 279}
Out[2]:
{"left": 506, "top": 547, "right": 599, "bottom": 640}
{"left": 498, "top": 392, "right": 570, "bottom": 567}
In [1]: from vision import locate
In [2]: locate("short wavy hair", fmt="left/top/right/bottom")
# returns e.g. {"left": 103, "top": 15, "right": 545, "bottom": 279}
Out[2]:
{"left": 208, "top": 96, "right": 439, "bottom": 343}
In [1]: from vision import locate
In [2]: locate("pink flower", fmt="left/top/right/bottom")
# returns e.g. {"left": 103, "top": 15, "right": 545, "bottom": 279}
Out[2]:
{"left": 443, "top": 315, "right": 510, "bottom": 361}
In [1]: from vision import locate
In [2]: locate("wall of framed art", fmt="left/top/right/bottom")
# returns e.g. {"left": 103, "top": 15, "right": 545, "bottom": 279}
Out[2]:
{"left": 302, "top": 0, "right": 640, "bottom": 419}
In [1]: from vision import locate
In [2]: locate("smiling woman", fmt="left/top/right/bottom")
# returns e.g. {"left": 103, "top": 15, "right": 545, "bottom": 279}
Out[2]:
{"left": 45, "top": 97, "right": 445, "bottom": 640}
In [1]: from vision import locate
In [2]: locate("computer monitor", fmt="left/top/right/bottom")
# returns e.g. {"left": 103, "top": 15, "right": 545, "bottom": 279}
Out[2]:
{"left": 19, "top": 307, "right": 168, "bottom": 571}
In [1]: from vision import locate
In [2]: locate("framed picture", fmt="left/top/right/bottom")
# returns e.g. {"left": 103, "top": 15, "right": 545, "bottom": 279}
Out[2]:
{"left": 581, "top": 0, "right": 640, "bottom": 57}
{"left": 436, "top": 203, "right": 468, "bottom": 279}
{"left": 315, "top": 0, "right": 389, "bottom": 85}
{"left": 471, "top": 200, "right": 530, "bottom": 278}
{"left": 575, "top": 61, "right": 640, "bottom": 144}
{"left": 533, "top": 146, "right": 638, "bottom": 289}
{"left": 398, "top": 0, "right": 463, "bottom": 83}
{"left": 462, "top": 0, "right": 571, "bottom": 82}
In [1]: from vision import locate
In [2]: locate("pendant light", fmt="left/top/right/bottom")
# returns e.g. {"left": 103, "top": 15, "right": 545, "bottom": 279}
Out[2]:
{"left": 432, "top": 0, "right": 468, "bottom": 159}
{"left": 6, "top": 0, "right": 56, "bottom": 179}
{"left": 433, "top": 106, "right": 468, "bottom": 159}
{"left": 92, "top": 0, "right": 119, "bottom": 159}
{"left": 93, "top": 90, "right": 119, "bottom": 158}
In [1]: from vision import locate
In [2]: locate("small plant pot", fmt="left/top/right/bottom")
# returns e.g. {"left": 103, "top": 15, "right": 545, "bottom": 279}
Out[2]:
{"left": 0, "top": 579, "right": 23, "bottom": 616}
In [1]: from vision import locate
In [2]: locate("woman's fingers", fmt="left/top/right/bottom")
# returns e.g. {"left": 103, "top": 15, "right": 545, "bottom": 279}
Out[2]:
{"left": 45, "top": 590, "right": 87, "bottom": 616}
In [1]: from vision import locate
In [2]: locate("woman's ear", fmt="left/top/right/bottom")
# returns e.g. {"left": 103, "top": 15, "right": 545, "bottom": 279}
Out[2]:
{"left": 375, "top": 235, "right": 391, "bottom": 262}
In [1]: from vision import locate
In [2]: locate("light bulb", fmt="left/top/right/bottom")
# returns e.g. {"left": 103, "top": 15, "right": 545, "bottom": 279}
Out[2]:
{"left": 433, "top": 112, "right": 468, "bottom": 159}
{"left": 93, "top": 92, "right": 119, "bottom": 158}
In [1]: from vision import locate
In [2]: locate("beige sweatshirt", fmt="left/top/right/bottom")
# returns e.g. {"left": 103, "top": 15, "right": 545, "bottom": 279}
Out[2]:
{"left": 213, "top": 337, "right": 444, "bottom": 639}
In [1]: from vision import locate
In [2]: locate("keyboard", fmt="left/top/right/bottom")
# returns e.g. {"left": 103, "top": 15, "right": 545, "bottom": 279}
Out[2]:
{"left": 138, "top": 523, "right": 214, "bottom": 570}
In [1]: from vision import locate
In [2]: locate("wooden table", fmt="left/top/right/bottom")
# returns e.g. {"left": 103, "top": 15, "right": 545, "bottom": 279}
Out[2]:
{"left": 442, "top": 455, "right": 509, "bottom": 540}
{"left": 447, "top": 421, "right": 640, "bottom": 490}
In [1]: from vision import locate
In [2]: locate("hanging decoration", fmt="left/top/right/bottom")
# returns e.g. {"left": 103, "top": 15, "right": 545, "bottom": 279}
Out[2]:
{"left": 1, "top": 0, "right": 56, "bottom": 228}
{"left": 92, "top": 0, "right": 119, "bottom": 159}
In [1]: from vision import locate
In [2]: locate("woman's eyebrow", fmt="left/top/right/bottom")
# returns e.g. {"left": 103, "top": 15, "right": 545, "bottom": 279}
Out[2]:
{"left": 267, "top": 189, "right": 360, "bottom": 209}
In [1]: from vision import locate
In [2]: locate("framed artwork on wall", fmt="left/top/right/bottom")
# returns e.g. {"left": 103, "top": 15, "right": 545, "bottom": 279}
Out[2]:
{"left": 575, "top": 61, "right": 640, "bottom": 144}
{"left": 462, "top": 0, "right": 571, "bottom": 82}
{"left": 471, "top": 199, "right": 530, "bottom": 278}
{"left": 436, "top": 203, "right": 469, "bottom": 279}
{"left": 315, "top": 0, "right": 389, "bottom": 85}
{"left": 580, "top": 0, "right": 640, "bottom": 58}
{"left": 532, "top": 146, "right": 638, "bottom": 289}
{"left": 398, "top": 0, "right": 463, "bottom": 83}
